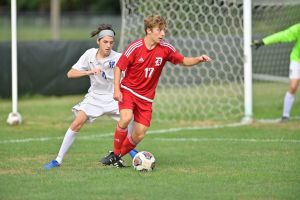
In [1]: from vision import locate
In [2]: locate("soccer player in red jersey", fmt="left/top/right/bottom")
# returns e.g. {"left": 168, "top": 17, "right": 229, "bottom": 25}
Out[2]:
{"left": 100, "top": 15, "right": 212, "bottom": 167}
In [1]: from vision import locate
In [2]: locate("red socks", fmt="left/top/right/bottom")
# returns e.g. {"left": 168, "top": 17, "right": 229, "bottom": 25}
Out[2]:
{"left": 121, "top": 135, "right": 136, "bottom": 157}
{"left": 113, "top": 124, "right": 128, "bottom": 156}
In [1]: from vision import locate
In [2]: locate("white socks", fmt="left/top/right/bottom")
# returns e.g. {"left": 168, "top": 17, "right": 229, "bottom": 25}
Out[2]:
{"left": 55, "top": 128, "right": 77, "bottom": 164}
{"left": 283, "top": 91, "right": 295, "bottom": 118}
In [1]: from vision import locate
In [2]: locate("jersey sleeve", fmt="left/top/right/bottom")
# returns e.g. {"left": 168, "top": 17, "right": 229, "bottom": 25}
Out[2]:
{"left": 117, "top": 40, "right": 143, "bottom": 71}
{"left": 72, "top": 50, "right": 90, "bottom": 71}
{"left": 168, "top": 50, "right": 184, "bottom": 65}
{"left": 161, "top": 41, "right": 184, "bottom": 64}
{"left": 116, "top": 54, "right": 130, "bottom": 71}
{"left": 263, "top": 23, "right": 300, "bottom": 45}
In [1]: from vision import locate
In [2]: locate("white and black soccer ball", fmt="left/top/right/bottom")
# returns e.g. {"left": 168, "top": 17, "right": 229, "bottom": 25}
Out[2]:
{"left": 132, "top": 151, "right": 156, "bottom": 172}
{"left": 6, "top": 112, "right": 22, "bottom": 125}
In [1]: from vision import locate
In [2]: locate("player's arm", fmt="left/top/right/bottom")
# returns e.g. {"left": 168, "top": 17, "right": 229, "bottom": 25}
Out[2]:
{"left": 67, "top": 68, "right": 101, "bottom": 79}
{"left": 113, "top": 66, "right": 122, "bottom": 102}
{"left": 263, "top": 24, "right": 298, "bottom": 45}
{"left": 181, "top": 55, "right": 212, "bottom": 67}
{"left": 252, "top": 24, "right": 299, "bottom": 49}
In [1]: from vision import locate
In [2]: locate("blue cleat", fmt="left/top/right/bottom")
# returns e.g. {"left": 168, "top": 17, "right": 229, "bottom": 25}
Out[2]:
{"left": 44, "top": 160, "right": 60, "bottom": 169}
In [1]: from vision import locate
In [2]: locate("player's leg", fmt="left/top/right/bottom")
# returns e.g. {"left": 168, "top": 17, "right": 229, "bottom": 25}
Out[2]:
{"left": 126, "top": 119, "right": 139, "bottom": 158}
{"left": 100, "top": 94, "right": 138, "bottom": 165}
{"left": 116, "top": 118, "right": 139, "bottom": 158}
{"left": 282, "top": 79, "right": 299, "bottom": 120}
{"left": 101, "top": 90, "right": 152, "bottom": 168}
{"left": 44, "top": 111, "right": 88, "bottom": 169}
{"left": 282, "top": 61, "right": 300, "bottom": 121}
{"left": 100, "top": 113, "right": 137, "bottom": 165}
{"left": 110, "top": 122, "right": 148, "bottom": 168}
{"left": 120, "top": 122, "right": 148, "bottom": 157}
{"left": 99, "top": 109, "right": 133, "bottom": 167}
{"left": 120, "top": 97, "right": 152, "bottom": 158}
{"left": 114, "top": 109, "right": 133, "bottom": 155}
{"left": 56, "top": 111, "right": 88, "bottom": 162}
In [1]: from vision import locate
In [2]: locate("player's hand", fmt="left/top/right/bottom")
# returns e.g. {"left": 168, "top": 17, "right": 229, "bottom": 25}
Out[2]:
{"left": 90, "top": 68, "right": 101, "bottom": 75}
{"left": 251, "top": 40, "right": 264, "bottom": 49}
{"left": 199, "top": 55, "right": 212, "bottom": 62}
{"left": 113, "top": 90, "right": 123, "bottom": 102}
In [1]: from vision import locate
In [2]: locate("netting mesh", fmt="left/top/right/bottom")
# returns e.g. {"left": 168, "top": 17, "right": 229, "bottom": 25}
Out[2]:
{"left": 119, "top": 0, "right": 245, "bottom": 122}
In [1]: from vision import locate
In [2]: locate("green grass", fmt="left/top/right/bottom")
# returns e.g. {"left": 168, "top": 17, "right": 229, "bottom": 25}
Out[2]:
{"left": 253, "top": 81, "right": 300, "bottom": 119}
{"left": 0, "top": 82, "right": 300, "bottom": 200}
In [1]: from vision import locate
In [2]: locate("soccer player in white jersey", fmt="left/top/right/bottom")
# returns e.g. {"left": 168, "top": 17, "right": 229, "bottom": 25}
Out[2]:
{"left": 100, "top": 15, "right": 212, "bottom": 168}
{"left": 44, "top": 24, "right": 136, "bottom": 169}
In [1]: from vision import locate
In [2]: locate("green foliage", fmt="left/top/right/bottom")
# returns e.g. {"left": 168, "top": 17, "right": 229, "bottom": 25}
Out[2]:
{"left": 18, "top": 0, "right": 49, "bottom": 11}
{"left": 0, "top": 0, "right": 121, "bottom": 13}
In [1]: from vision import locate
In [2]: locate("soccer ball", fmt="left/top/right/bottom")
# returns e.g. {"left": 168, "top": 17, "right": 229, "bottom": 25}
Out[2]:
{"left": 7, "top": 112, "right": 22, "bottom": 125}
{"left": 132, "top": 151, "right": 156, "bottom": 172}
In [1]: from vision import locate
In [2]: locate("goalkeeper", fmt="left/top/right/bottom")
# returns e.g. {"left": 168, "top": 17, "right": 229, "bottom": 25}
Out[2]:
{"left": 252, "top": 23, "right": 300, "bottom": 121}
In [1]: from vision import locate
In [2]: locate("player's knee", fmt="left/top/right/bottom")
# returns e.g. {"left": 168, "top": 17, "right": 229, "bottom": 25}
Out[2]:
{"left": 119, "top": 118, "right": 132, "bottom": 128}
{"left": 289, "top": 86, "right": 298, "bottom": 94}
{"left": 132, "top": 131, "right": 145, "bottom": 144}
{"left": 70, "top": 121, "right": 84, "bottom": 132}
{"left": 136, "top": 133, "right": 145, "bottom": 142}
{"left": 289, "top": 80, "right": 299, "bottom": 94}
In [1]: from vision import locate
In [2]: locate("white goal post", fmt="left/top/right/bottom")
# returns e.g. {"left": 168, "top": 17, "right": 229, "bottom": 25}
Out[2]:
{"left": 7, "top": 0, "right": 22, "bottom": 125}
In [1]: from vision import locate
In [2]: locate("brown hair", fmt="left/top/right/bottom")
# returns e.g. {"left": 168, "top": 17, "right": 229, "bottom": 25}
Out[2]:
{"left": 144, "top": 15, "right": 167, "bottom": 34}
{"left": 90, "top": 24, "right": 116, "bottom": 38}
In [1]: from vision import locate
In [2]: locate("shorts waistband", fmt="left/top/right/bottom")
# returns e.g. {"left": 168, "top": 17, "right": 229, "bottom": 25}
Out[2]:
{"left": 120, "top": 84, "right": 154, "bottom": 103}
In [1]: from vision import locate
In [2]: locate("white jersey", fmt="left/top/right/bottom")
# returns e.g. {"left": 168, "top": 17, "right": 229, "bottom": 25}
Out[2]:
{"left": 72, "top": 48, "right": 121, "bottom": 95}
{"left": 71, "top": 48, "right": 121, "bottom": 122}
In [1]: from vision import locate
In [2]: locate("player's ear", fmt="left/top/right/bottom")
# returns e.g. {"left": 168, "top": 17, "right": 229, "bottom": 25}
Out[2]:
{"left": 96, "top": 38, "right": 101, "bottom": 46}
{"left": 146, "top": 28, "right": 152, "bottom": 35}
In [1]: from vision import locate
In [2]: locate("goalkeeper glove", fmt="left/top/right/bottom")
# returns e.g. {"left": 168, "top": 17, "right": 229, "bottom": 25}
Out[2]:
{"left": 252, "top": 40, "right": 264, "bottom": 49}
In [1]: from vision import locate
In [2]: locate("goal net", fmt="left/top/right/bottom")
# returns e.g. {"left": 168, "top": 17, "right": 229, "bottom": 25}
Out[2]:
{"left": 119, "top": 0, "right": 244, "bottom": 122}
{"left": 119, "top": 0, "right": 300, "bottom": 122}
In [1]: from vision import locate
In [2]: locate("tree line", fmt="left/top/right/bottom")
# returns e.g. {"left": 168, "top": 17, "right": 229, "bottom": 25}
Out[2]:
{"left": 0, "top": 0, "right": 121, "bottom": 14}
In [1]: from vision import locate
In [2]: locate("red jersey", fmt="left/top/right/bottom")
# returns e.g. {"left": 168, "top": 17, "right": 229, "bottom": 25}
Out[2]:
{"left": 117, "top": 38, "right": 184, "bottom": 102}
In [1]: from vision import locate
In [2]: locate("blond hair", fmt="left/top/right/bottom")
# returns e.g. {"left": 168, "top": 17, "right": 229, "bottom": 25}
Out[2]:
{"left": 144, "top": 15, "right": 167, "bottom": 34}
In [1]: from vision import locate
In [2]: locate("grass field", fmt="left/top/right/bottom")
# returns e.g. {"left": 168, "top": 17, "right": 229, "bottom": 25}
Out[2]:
{"left": 0, "top": 83, "right": 300, "bottom": 200}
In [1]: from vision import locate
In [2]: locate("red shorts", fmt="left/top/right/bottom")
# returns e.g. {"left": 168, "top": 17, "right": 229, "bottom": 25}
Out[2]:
{"left": 118, "top": 88, "right": 153, "bottom": 127}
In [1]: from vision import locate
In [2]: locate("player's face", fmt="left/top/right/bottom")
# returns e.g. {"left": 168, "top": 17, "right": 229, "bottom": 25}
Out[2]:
{"left": 149, "top": 26, "right": 165, "bottom": 43}
{"left": 97, "top": 36, "right": 114, "bottom": 57}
